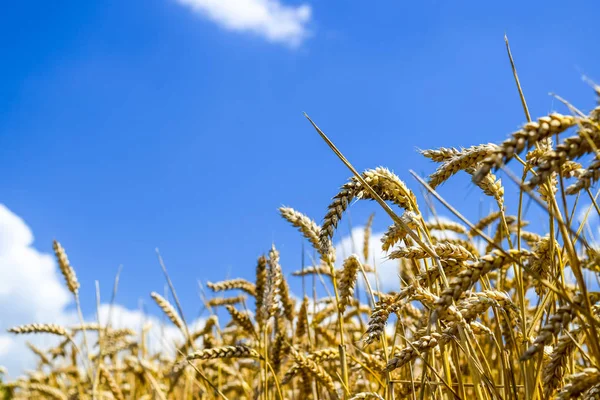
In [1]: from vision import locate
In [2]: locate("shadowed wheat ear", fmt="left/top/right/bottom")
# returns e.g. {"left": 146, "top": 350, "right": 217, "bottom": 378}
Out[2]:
{"left": 150, "top": 292, "right": 185, "bottom": 334}
{"left": 525, "top": 123, "right": 600, "bottom": 189}
{"left": 521, "top": 294, "right": 589, "bottom": 361}
{"left": 281, "top": 348, "right": 339, "bottom": 385}
{"left": 296, "top": 296, "right": 309, "bottom": 340}
{"left": 435, "top": 249, "right": 530, "bottom": 315}
{"left": 279, "top": 272, "right": 295, "bottom": 321}
{"left": 556, "top": 368, "right": 600, "bottom": 400}
{"left": 254, "top": 255, "right": 268, "bottom": 329}
{"left": 528, "top": 234, "right": 558, "bottom": 295}
{"left": 566, "top": 159, "right": 600, "bottom": 194}
{"left": 363, "top": 288, "right": 412, "bottom": 344}
{"left": 338, "top": 255, "right": 361, "bottom": 313}
{"left": 584, "top": 384, "right": 600, "bottom": 400}
{"left": 543, "top": 330, "right": 579, "bottom": 399}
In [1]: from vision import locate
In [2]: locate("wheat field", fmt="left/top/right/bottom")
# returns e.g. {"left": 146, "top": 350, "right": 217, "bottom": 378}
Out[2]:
{"left": 1, "top": 49, "right": 600, "bottom": 400}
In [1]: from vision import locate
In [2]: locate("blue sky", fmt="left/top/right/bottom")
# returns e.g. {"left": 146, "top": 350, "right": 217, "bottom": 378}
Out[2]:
{"left": 1, "top": 0, "right": 599, "bottom": 366}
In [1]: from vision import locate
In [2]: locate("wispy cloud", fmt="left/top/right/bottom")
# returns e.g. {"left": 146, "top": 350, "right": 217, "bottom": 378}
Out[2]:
{"left": 174, "top": 0, "right": 312, "bottom": 47}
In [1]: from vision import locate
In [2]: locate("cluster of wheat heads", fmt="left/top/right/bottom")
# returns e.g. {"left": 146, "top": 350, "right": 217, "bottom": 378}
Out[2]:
{"left": 3, "top": 93, "right": 600, "bottom": 399}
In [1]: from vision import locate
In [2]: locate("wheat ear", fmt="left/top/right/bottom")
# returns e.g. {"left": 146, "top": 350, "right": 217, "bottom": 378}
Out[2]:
{"left": 150, "top": 292, "right": 185, "bottom": 334}
{"left": 207, "top": 279, "right": 256, "bottom": 296}
{"left": 187, "top": 345, "right": 262, "bottom": 361}
{"left": 99, "top": 364, "right": 125, "bottom": 400}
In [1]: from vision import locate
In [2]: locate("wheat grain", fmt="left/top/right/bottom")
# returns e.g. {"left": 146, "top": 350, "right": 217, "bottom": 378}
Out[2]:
{"left": 320, "top": 167, "right": 416, "bottom": 254}
{"left": 150, "top": 292, "right": 185, "bottom": 333}
{"left": 207, "top": 279, "right": 256, "bottom": 297}
{"left": 428, "top": 144, "right": 498, "bottom": 188}
{"left": 292, "top": 264, "right": 333, "bottom": 277}
{"left": 53, "top": 240, "right": 80, "bottom": 295}
{"left": 584, "top": 383, "right": 600, "bottom": 400}
{"left": 279, "top": 274, "right": 295, "bottom": 322}
{"left": 225, "top": 305, "right": 256, "bottom": 337}
{"left": 26, "top": 342, "right": 51, "bottom": 365}
{"left": 385, "top": 332, "right": 450, "bottom": 372}
{"left": 521, "top": 294, "right": 588, "bottom": 361}
{"left": 289, "top": 347, "right": 339, "bottom": 398}
{"left": 420, "top": 147, "right": 460, "bottom": 162}
{"left": 271, "top": 331, "right": 286, "bottom": 372}
{"left": 8, "top": 324, "right": 69, "bottom": 337}
{"left": 526, "top": 122, "right": 600, "bottom": 189}
{"left": 187, "top": 345, "right": 261, "bottom": 361}
{"left": 279, "top": 206, "right": 334, "bottom": 263}
{"left": 426, "top": 220, "right": 467, "bottom": 234}
{"left": 254, "top": 255, "right": 268, "bottom": 329}
{"left": 389, "top": 242, "right": 473, "bottom": 260}
{"left": 296, "top": 296, "right": 309, "bottom": 341}
{"left": 338, "top": 255, "right": 361, "bottom": 313}
{"left": 469, "top": 211, "right": 502, "bottom": 237}
{"left": 556, "top": 368, "right": 600, "bottom": 400}
{"left": 543, "top": 330, "right": 579, "bottom": 399}
{"left": 381, "top": 211, "right": 419, "bottom": 252}
{"left": 281, "top": 348, "right": 339, "bottom": 385}
{"left": 206, "top": 295, "right": 246, "bottom": 307}
{"left": 435, "top": 249, "right": 530, "bottom": 315}
{"left": 363, "top": 213, "right": 375, "bottom": 262}
{"left": 263, "top": 245, "right": 283, "bottom": 321}
{"left": 567, "top": 159, "right": 600, "bottom": 194}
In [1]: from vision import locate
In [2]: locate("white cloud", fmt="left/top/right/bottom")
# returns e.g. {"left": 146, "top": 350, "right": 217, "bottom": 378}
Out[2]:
{"left": 0, "top": 205, "right": 71, "bottom": 324}
{"left": 0, "top": 204, "right": 75, "bottom": 376}
{"left": 174, "top": 0, "right": 312, "bottom": 47}
{"left": 0, "top": 204, "right": 204, "bottom": 378}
